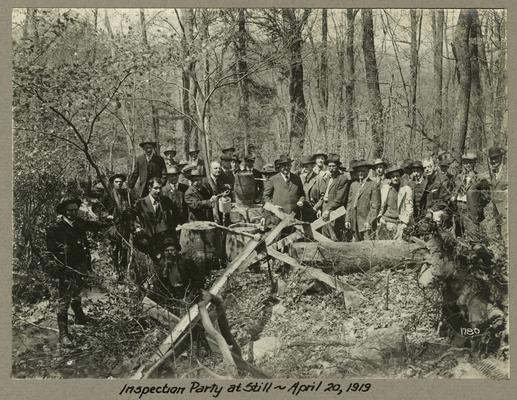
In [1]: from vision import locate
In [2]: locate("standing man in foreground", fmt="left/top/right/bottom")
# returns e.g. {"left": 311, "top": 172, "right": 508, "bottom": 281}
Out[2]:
{"left": 345, "top": 160, "right": 380, "bottom": 241}
{"left": 46, "top": 196, "right": 110, "bottom": 346}
{"left": 128, "top": 139, "right": 166, "bottom": 198}
{"left": 263, "top": 155, "right": 305, "bottom": 219}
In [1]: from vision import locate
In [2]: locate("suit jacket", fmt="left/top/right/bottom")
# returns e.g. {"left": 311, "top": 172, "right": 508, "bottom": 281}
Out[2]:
{"left": 128, "top": 153, "right": 167, "bottom": 198}
{"left": 134, "top": 195, "right": 179, "bottom": 237}
{"left": 46, "top": 217, "right": 106, "bottom": 278}
{"left": 236, "top": 168, "right": 264, "bottom": 202}
{"left": 379, "top": 184, "right": 414, "bottom": 225}
{"left": 162, "top": 182, "right": 189, "bottom": 225}
{"left": 420, "top": 170, "right": 451, "bottom": 213}
{"left": 101, "top": 188, "right": 132, "bottom": 217}
{"left": 263, "top": 172, "right": 305, "bottom": 215}
{"left": 303, "top": 169, "right": 326, "bottom": 205}
{"left": 313, "top": 174, "right": 350, "bottom": 212}
{"left": 184, "top": 180, "right": 216, "bottom": 222}
{"left": 345, "top": 179, "right": 380, "bottom": 233}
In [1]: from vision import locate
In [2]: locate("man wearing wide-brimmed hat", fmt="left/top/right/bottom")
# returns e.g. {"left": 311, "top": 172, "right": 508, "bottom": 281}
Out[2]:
{"left": 377, "top": 165, "right": 413, "bottom": 240}
{"left": 420, "top": 156, "right": 451, "bottom": 226}
{"left": 299, "top": 155, "right": 314, "bottom": 189}
{"left": 162, "top": 165, "right": 189, "bottom": 226}
{"left": 372, "top": 158, "right": 388, "bottom": 185}
{"left": 162, "top": 144, "right": 178, "bottom": 168}
{"left": 101, "top": 173, "right": 133, "bottom": 281}
{"left": 184, "top": 164, "right": 224, "bottom": 222}
{"left": 263, "top": 154, "right": 305, "bottom": 218}
{"left": 303, "top": 151, "right": 329, "bottom": 207}
{"left": 408, "top": 161, "right": 426, "bottom": 221}
{"left": 221, "top": 145, "right": 236, "bottom": 158}
{"left": 344, "top": 160, "right": 380, "bottom": 241}
{"left": 128, "top": 139, "right": 167, "bottom": 198}
{"left": 46, "top": 195, "right": 111, "bottom": 346}
{"left": 312, "top": 154, "right": 350, "bottom": 240}
{"left": 236, "top": 153, "right": 264, "bottom": 202}
{"left": 451, "top": 152, "right": 482, "bottom": 236}
{"left": 187, "top": 146, "right": 205, "bottom": 170}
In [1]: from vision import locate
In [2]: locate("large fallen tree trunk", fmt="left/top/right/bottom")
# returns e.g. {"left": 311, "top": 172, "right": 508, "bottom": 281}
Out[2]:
{"left": 290, "top": 240, "right": 428, "bottom": 273}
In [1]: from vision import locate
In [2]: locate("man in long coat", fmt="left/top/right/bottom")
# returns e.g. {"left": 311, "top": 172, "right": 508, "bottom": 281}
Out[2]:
{"left": 161, "top": 165, "right": 189, "bottom": 226}
{"left": 312, "top": 154, "right": 349, "bottom": 240}
{"left": 128, "top": 139, "right": 166, "bottom": 198}
{"left": 46, "top": 196, "right": 110, "bottom": 346}
{"left": 102, "top": 173, "right": 133, "bottom": 281}
{"left": 263, "top": 155, "right": 305, "bottom": 219}
{"left": 345, "top": 160, "right": 380, "bottom": 241}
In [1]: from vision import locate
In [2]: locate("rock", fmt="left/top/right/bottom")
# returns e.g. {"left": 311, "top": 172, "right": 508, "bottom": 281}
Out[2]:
{"left": 253, "top": 336, "right": 281, "bottom": 361}
{"left": 349, "top": 326, "right": 406, "bottom": 362}
{"left": 272, "top": 303, "right": 286, "bottom": 316}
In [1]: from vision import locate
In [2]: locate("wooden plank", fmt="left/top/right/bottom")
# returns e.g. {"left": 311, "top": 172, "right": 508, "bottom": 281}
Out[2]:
{"left": 133, "top": 215, "right": 295, "bottom": 379}
{"left": 311, "top": 206, "right": 346, "bottom": 230}
{"left": 267, "top": 248, "right": 365, "bottom": 300}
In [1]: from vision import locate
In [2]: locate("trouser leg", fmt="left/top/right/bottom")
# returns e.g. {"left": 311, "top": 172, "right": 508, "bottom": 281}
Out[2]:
{"left": 57, "top": 279, "right": 72, "bottom": 340}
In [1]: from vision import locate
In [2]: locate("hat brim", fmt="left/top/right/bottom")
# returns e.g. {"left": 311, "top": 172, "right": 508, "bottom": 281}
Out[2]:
{"left": 56, "top": 198, "right": 81, "bottom": 213}
{"left": 312, "top": 153, "right": 327, "bottom": 159}
{"left": 139, "top": 141, "right": 157, "bottom": 148}
{"left": 386, "top": 168, "right": 404, "bottom": 177}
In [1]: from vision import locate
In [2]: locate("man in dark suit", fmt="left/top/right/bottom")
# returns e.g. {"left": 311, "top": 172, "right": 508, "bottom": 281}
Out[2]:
{"left": 345, "top": 160, "right": 380, "bottom": 241}
{"left": 263, "top": 155, "right": 305, "bottom": 218}
{"left": 237, "top": 154, "right": 264, "bottom": 203}
{"left": 133, "top": 177, "right": 180, "bottom": 261}
{"left": 313, "top": 154, "right": 349, "bottom": 241}
{"left": 161, "top": 165, "right": 189, "bottom": 226}
{"left": 46, "top": 196, "right": 110, "bottom": 346}
{"left": 421, "top": 156, "right": 451, "bottom": 226}
{"left": 101, "top": 173, "right": 133, "bottom": 281}
{"left": 128, "top": 139, "right": 166, "bottom": 198}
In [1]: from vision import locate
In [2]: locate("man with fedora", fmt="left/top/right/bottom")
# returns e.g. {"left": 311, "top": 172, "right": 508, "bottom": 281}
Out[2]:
{"left": 304, "top": 151, "right": 328, "bottom": 203}
{"left": 162, "top": 165, "right": 189, "bottom": 226}
{"left": 128, "top": 139, "right": 167, "bottom": 198}
{"left": 451, "top": 153, "right": 482, "bottom": 236}
{"left": 408, "top": 161, "right": 426, "bottom": 221}
{"left": 188, "top": 147, "right": 205, "bottom": 171}
{"left": 163, "top": 145, "right": 178, "bottom": 168}
{"left": 102, "top": 173, "right": 133, "bottom": 281}
{"left": 46, "top": 196, "right": 111, "bottom": 346}
{"left": 237, "top": 154, "right": 264, "bottom": 202}
{"left": 345, "top": 160, "right": 380, "bottom": 241}
{"left": 184, "top": 163, "right": 230, "bottom": 223}
{"left": 437, "top": 152, "right": 457, "bottom": 192}
{"left": 299, "top": 155, "right": 314, "bottom": 191}
{"left": 420, "top": 156, "right": 451, "bottom": 226}
{"left": 133, "top": 177, "right": 180, "bottom": 262}
{"left": 372, "top": 158, "right": 388, "bottom": 186}
{"left": 220, "top": 154, "right": 236, "bottom": 191}
{"left": 486, "top": 145, "right": 508, "bottom": 246}
{"left": 221, "top": 145, "right": 236, "bottom": 159}
{"left": 377, "top": 165, "right": 413, "bottom": 240}
{"left": 312, "top": 154, "right": 350, "bottom": 240}
{"left": 263, "top": 155, "right": 305, "bottom": 218}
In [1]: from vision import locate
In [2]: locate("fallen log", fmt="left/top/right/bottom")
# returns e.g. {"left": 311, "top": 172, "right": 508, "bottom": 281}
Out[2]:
{"left": 267, "top": 248, "right": 365, "bottom": 308}
{"left": 132, "top": 214, "right": 295, "bottom": 379}
{"left": 290, "top": 240, "right": 428, "bottom": 273}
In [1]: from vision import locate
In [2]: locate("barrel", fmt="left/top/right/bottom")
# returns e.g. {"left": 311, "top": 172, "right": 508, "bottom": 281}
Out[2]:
{"left": 179, "top": 222, "right": 224, "bottom": 272}
{"left": 225, "top": 223, "right": 261, "bottom": 262}
{"left": 234, "top": 172, "right": 256, "bottom": 207}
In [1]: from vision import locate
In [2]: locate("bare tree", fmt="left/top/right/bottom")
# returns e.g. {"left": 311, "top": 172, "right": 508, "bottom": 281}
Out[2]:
{"left": 431, "top": 10, "right": 444, "bottom": 152}
{"left": 345, "top": 9, "right": 357, "bottom": 156}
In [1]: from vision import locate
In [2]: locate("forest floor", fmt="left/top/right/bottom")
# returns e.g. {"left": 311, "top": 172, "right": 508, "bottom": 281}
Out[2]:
{"left": 11, "top": 250, "right": 509, "bottom": 380}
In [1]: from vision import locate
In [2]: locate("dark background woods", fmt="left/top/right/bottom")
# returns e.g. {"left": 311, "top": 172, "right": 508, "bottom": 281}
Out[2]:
{"left": 11, "top": 8, "right": 507, "bottom": 299}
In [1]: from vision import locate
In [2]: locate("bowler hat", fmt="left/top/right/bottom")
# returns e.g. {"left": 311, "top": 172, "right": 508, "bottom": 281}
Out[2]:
{"left": 222, "top": 145, "right": 236, "bottom": 153}
{"left": 56, "top": 196, "right": 81, "bottom": 214}
{"left": 488, "top": 146, "right": 506, "bottom": 159}
{"left": 326, "top": 153, "right": 341, "bottom": 166}
{"left": 353, "top": 159, "right": 372, "bottom": 170}
{"left": 462, "top": 152, "right": 478, "bottom": 162}
{"left": 385, "top": 165, "right": 404, "bottom": 177}
{"left": 109, "top": 173, "right": 127, "bottom": 183}
{"left": 410, "top": 160, "right": 424, "bottom": 170}
{"left": 139, "top": 139, "right": 157, "bottom": 148}
{"left": 165, "top": 165, "right": 181, "bottom": 175}
{"left": 312, "top": 151, "right": 327, "bottom": 160}
{"left": 276, "top": 155, "right": 292, "bottom": 166}
{"left": 163, "top": 145, "right": 176, "bottom": 155}
{"left": 300, "top": 155, "right": 314, "bottom": 166}
{"left": 262, "top": 163, "right": 277, "bottom": 176}
{"left": 373, "top": 158, "right": 387, "bottom": 167}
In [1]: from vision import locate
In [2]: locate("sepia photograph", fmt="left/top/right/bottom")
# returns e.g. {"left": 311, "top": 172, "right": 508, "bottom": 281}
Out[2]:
{"left": 11, "top": 7, "right": 508, "bottom": 380}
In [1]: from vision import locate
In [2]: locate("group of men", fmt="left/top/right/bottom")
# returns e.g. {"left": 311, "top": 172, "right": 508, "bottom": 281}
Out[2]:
{"left": 46, "top": 138, "right": 507, "bottom": 346}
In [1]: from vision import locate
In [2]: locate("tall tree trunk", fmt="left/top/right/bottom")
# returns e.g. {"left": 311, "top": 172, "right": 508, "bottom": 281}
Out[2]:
{"left": 282, "top": 9, "right": 309, "bottom": 159}
{"left": 492, "top": 11, "right": 506, "bottom": 147}
{"left": 91, "top": 9, "right": 98, "bottom": 64}
{"left": 409, "top": 10, "right": 420, "bottom": 152}
{"left": 140, "top": 9, "right": 161, "bottom": 154}
{"left": 201, "top": 10, "right": 211, "bottom": 159}
{"left": 318, "top": 9, "right": 329, "bottom": 147}
{"left": 450, "top": 10, "right": 474, "bottom": 161}
{"left": 345, "top": 9, "right": 356, "bottom": 157}
{"left": 236, "top": 9, "right": 250, "bottom": 156}
{"left": 431, "top": 10, "right": 444, "bottom": 153}
{"left": 361, "top": 10, "right": 384, "bottom": 158}
{"left": 468, "top": 10, "right": 484, "bottom": 154}
{"left": 180, "top": 9, "right": 194, "bottom": 157}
